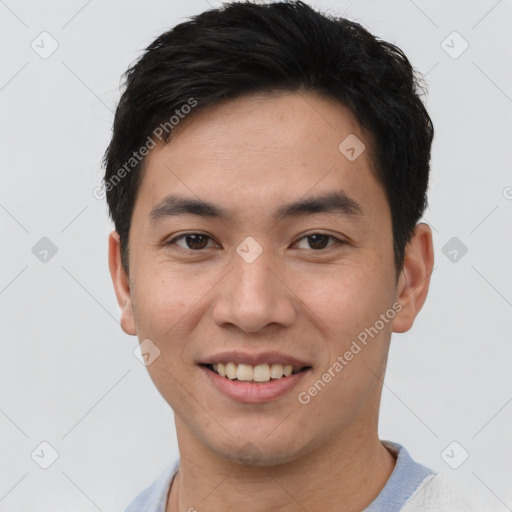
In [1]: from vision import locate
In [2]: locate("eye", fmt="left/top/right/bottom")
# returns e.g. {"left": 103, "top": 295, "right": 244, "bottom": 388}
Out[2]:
{"left": 293, "top": 233, "right": 343, "bottom": 250}
{"left": 165, "top": 232, "right": 345, "bottom": 252}
{"left": 166, "top": 233, "right": 218, "bottom": 251}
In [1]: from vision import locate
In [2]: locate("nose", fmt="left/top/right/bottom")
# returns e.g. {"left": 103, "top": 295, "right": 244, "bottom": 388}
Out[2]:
{"left": 211, "top": 254, "right": 297, "bottom": 333}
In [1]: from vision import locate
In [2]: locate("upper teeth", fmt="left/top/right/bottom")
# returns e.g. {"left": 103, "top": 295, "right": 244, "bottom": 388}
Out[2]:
{"left": 212, "top": 362, "right": 301, "bottom": 382}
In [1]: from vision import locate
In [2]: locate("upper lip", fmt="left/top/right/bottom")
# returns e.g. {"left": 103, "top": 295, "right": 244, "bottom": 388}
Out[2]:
{"left": 199, "top": 351, "right": 311, "bottom": 368}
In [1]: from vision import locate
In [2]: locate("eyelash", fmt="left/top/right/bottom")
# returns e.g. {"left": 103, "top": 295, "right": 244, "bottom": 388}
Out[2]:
{"left": 165, "top": 232, "right": 346, "bottom": 252}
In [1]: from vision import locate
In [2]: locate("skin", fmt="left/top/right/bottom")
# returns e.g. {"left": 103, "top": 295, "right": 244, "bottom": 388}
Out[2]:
{"left": 109, "top": 91, "right": 434, "bottom": 512}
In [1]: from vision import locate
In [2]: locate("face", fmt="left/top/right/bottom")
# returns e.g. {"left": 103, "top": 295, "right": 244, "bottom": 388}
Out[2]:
{"left": 109, "top": 91, "right": 432, "bottom": 466}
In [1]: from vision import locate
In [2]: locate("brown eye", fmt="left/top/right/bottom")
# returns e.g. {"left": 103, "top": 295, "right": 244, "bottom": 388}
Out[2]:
{"left": 167, "top": 233, "right": 216, "bottom": 250}
{"left": 307, "top": 234, "right": 330, "bottom": 249}
{"left": 294, "top": 233, "right": 341, "bottom": 250}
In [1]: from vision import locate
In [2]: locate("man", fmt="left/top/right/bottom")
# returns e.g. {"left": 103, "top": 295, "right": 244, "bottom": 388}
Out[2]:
{"left": 104, "top": 1, "right": 493, "bottom": 510}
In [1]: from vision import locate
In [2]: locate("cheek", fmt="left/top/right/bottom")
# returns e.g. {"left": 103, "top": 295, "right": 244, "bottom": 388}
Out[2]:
{"left": 131, "top": 267, "right": 194, "bottom": 343}
{"left": 294, "top": 261, "right": 395, "bottom": 406}
{"left": 130, "top": 270, "right": 202, "bottom": 410}
{"left": 295, "top": 261, "right": 392, "bottom": 340}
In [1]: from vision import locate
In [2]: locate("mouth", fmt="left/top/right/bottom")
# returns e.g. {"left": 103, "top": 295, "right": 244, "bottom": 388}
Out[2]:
{"left": 200, "top": 362, "right": 311, "bottom": 383}
{"left": 197, "top": 351, "right": 313, "bottom": 403}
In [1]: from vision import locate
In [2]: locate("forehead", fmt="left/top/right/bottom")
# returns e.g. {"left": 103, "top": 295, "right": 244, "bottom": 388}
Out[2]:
{"left": 134, "top": 91, "right": 386, "bottom": 224}
{"left": 156, "top": 91, "right": 372, "bottom": 165}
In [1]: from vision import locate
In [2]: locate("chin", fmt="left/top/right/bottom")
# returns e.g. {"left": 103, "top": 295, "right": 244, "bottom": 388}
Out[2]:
{"left": 208, "top": 435, "right": 308, "bottom": 468}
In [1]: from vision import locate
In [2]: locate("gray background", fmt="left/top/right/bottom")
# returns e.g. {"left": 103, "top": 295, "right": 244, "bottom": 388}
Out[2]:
{"left": 1, "top": 0, "right": 511, "bottom": 510}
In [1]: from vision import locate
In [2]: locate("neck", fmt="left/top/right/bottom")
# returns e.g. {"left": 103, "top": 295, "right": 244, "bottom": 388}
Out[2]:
{"left": 166, "top": 421, "right": 396, "bottom": 512}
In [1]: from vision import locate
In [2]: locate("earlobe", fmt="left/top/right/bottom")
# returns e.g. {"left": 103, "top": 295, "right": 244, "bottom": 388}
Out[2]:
{"left": 108, "top": 231, "right": 137, "bottom": 336}
{"left": 392, "top": 223, "right": 434, "bottom": 334}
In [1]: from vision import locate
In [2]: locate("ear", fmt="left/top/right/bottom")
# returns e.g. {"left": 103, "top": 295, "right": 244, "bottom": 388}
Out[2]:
{"left": 108, "top": 230, "right": 137, "bottom": 336}
{"left": 392, "top": 223, "right": 434, "bottom": 333}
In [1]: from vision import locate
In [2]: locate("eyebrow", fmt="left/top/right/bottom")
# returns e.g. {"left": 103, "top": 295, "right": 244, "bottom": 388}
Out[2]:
{"left": 149, "top": 191, "right": 363, "bottom": 224}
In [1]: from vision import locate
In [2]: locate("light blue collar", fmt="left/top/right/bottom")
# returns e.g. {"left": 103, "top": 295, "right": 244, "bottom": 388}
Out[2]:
{"left": 364, "top": 441, "right": 436, "bottom": 511}
{"left": 125, "top": 441, "right": 435, "bottom": 512}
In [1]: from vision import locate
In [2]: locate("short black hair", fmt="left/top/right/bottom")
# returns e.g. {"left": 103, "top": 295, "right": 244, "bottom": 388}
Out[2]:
{"left": 103, "top": 0, "right": 434, "bottom": 277}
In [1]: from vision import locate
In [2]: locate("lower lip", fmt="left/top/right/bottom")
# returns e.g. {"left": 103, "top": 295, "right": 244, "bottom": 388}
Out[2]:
{"left": 199, "top": 365, "right": 311, "bottom": 403}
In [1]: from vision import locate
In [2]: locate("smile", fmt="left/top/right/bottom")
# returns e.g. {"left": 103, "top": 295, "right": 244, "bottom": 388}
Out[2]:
{"left": 199, "top": 363, "right": 312, "bottom": 403}
{"left": 204, "top": 362, "right": 309, "bottom": 383}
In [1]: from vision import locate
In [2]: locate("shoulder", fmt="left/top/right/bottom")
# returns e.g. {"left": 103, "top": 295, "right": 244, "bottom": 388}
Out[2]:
{"left": 400, "top": 472, "right": 503, "bottom": 512}
{"left": 124, "top": 459, "right": 179, "bottom": 512}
